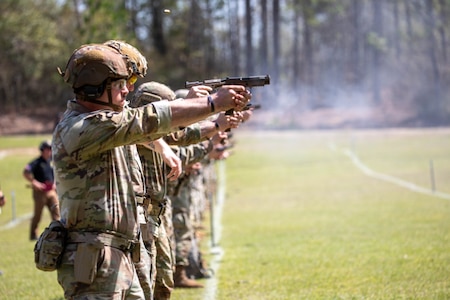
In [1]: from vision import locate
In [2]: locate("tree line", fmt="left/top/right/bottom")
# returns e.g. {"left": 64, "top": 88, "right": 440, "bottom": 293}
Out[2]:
{"left": 1, "top": 0, "right": 449, "bottom": 127}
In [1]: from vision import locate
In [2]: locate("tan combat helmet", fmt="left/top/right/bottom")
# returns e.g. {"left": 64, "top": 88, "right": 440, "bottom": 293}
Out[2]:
{"left": 174, "top": 89, "right": 189, "bottom": 99}
{"left": 58, "top": 44, "right": 130, "bottom": 109}
{"left": 129, "top": 81, "right": 176, "bottom": 108}
{"left": 104, "top": 40, "right": 148, "bottom": 83}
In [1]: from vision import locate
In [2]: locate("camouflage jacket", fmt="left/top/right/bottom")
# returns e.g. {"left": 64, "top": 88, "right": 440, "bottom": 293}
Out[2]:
{"left": 52, "top": 99, "right": 171, "bottom": 240}
{"left": 137, "top": 124, "right": 207, "bottom": 202}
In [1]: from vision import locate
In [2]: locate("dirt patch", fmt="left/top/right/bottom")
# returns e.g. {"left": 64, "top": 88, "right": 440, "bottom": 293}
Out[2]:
{"left": 0, "top": 148, "right": 38, "bottom": 159}
{"left": 0, "top": 105, "right": 440, "bottom": 135}
{"left": 0, "top": 111, "right": 60, "bottom": 135}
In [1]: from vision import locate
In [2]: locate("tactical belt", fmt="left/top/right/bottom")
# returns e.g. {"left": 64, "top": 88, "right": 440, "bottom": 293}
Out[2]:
{"left": 136, "top": 196, "right": 150, "bottom": 206}
{"left": 67, "top": 231, "right": 138, "bottom": 253}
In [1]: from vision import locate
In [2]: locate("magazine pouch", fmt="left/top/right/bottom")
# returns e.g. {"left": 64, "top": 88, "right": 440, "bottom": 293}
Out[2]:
{"left": 34, "top": 220, "right": 67, "bottom": 271}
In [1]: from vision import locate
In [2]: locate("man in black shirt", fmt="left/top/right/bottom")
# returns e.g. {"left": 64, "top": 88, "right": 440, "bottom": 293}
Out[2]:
{"left": 23, "top": 140, "right": 60, "bottom": 240}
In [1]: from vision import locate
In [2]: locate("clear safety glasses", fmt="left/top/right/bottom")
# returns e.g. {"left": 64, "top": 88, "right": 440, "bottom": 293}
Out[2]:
{"left": 111, "top": 79, "right": 128, "bottom": 90}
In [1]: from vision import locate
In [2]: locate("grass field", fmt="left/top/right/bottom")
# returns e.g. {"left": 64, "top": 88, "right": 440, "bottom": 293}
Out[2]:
{"left": 1, "top": 129, "right": 450, "bottom": 299}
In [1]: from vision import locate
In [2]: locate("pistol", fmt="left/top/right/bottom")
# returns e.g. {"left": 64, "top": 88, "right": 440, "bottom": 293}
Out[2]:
{"left": 185, "top": 75, "right": 270, "bottom": 89}
{"left": 242, "top": 103, "right": 262, "bottom": 111}
{"left": 185, "top": 75, "right": 269, "bottom": 131}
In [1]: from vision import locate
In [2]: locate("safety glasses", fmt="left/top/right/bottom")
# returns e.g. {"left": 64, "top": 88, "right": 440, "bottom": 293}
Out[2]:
{"left": 111, "top": 79, "right": 128, "bottom": 90}
{"left": 128, "top": 74, "right": 138, "bottom": 85}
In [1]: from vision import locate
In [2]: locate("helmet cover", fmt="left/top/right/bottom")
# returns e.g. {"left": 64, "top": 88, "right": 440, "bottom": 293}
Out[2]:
{"left": 104, "top": 40, "right": 148, "bottom": 77}
{"left": 130, "top": 81, "right": 176, "bottom": 107}
{"left": 60, "top": 44, "right": 130, "bottom": 89}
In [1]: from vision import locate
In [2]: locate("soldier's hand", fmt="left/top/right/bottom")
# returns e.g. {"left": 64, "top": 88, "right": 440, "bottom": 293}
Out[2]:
{"left": 215, "top": 112, "right": 240, "bottom": 131}
{"left": 212, "top": 85, "right": 251, "bottom": 111}
{"left": 186, "top": 85, "right": 212, "bottom": 99}
{"left": 160, "top": 147, "right": 182, "bottom": 181}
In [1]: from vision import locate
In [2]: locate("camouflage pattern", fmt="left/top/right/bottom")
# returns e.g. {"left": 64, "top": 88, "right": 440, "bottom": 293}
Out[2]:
{"left": 104, "top": 40, "right": 148, "bottom": 77}
{"left": 168, "top": 143, "right": 212, "bottom": 267}
{"left": 34, "top": 220, "right": 66, "bottom": 271}
{"left": 60, "top": 44, "right": 131, "bottom": 89}
{"left": 53, "top": 99, "right": 171, "bottom": 236}
{"left": 125, "top": 143, "right": 154, "bottom": 300}
{"left": 171, "top": 175, "right": 194, "bottom": 266}
{"left": 163, "top": 124, "right": 203, "bottom": 147}
{"left": 134, "top": 223, "right": 154, "bottom": 300}
{"left": 187, "top": 164, "right": 207, "bottom": 230}
{"left": 174, "top": 89, "right": 189, "bottom": 99}
{"left": 53, "top": 98, "right": 172, "bottom": 299}
{"left": 57, "top": 245, "right": 145, "bottom": 299}
{"left": 137, "top": 144, "right": 175, "bottom": 297}
{"left": 136, "top": 133, "right": 208, "bottom": 297}
{"left": 130, "top": 82, "right": 176, "bottom": 108}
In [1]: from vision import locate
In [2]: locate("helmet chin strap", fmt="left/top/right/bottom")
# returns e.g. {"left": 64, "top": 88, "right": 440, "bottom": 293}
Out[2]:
{"left": 83, "top": 78, "right": 123, "bottom": 111}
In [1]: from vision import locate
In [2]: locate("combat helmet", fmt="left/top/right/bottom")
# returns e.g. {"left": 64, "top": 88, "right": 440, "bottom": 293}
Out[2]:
{"left": 104, "top": 40, "right": 148, "bottom": 81}
{"left": 129, "top": 81, "right": 176, "bottom": 108}
{"left": 174, "top": 89, "right": 189, "bottom": 99}
{"left": 58, "top": 44, "right": 130, "bottom": 110}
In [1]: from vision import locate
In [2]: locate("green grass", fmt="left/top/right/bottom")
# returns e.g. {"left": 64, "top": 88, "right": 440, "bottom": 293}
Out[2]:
{"left": 1, "top": 130, "right": 450, "bottom": 299}
{"left": 214, "top": 129, "right": 450, "bottom": 300}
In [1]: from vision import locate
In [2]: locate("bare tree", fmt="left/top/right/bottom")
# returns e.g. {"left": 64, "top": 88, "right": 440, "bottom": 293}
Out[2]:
{"left": 272, "top": 0, "right": 280, "bottom": 86}
{"left": 245, "top": 0, "right": 253, "bottom": 74}
{"left": 393, "top": 0, "right": 401, "bottom": 58}
{"left": 260, "top": 0, "right": 269, "bottom": 75}
{"left": 350, "top": 0, "right": 362, "bottom": 85}
{"left": 371, "top": 0, "right": 383, "bottom": 105}
{"left": 227, "top": 0, "right": 241, "bottom": 75}
{"left": 424, "top": 0, "right": 443, "bottom": 122}
{"left": 292, "top": 1, "right": 301, "bottom": 87}
{"left": 150, "top": 0, "right": 167, "bottom": 55}
{"left": 438, "top": 0, "right": 448, "bottom": 63}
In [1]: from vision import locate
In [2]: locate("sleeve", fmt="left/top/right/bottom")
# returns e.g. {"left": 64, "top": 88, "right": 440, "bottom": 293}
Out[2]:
{"left": 61, "top": 102, "right": 173, "bottom": 161}
{"left": 163, "top": 123, "right": 203, "bottom": 146}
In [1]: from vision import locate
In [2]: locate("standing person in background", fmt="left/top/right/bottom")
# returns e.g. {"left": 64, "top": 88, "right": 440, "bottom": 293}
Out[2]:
{"left": 0, "top": 188, "right": 5, "bottom": 208}
{"left": 23, "top": 140, "right": 60, "bottom": 240}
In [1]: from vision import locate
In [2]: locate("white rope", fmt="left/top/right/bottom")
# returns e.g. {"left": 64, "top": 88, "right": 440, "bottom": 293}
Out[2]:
{"left": 342, "top": 147, "right": 450, "bottom": 200}
{"left": 203, "top": 160, "right": 226, "bottom": 300}
{"left": 0, "top": 212, "right": 33, "bottom": 231}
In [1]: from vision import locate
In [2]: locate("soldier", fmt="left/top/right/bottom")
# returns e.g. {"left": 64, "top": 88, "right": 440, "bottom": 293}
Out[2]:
{"left": 130, "top": 81, "right": 239, "bottom": 296}
{"left": 103, "top": 39, "right": 155, "bottom": 300}
{"left": 53, "top": 43, "right": 251, "bottom": 299}
{"left": 23, "top": 140, "right": 60, "bottom": 240}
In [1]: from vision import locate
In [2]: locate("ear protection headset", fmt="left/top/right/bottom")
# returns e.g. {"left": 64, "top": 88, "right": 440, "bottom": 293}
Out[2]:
{"left": 80, "top": 83, "right": 106, "bottom": 101}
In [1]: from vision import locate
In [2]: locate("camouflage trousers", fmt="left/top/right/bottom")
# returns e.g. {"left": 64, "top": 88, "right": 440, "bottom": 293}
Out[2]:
{"left": 149, "top": 200, "right": 174, "bottom": 298}
{"left": 135, "top": 204, "right": 155, "bottom": 300}
{"left": 57, "top": 244, "right": 144, "bottom": 299}
{"left": 171, "top": 183, "right": 195, "bottom": 266}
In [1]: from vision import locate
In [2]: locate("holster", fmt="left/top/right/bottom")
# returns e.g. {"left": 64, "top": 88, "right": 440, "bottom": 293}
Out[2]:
{"left": 74, "top": 242, "right": 102, "bottom": 284}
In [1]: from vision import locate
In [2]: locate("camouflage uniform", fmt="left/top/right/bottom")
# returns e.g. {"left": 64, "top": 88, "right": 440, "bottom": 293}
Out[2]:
{"left": 131, "top": 81, "right": 211, "bottom": 297}
{"left": 168, "top": 143, "right": 212, "bottom": 285}
{"left": 126, "top": 143, "right": 154, "bottom": 300}
{"left": 53, "top": 98, "right": 172, "bottom": 299}
{"left": 137, "top": 132, "right": 209, "bottom": 297}
{"left": 137, "top": 144, "right": 173, "bottom": 299}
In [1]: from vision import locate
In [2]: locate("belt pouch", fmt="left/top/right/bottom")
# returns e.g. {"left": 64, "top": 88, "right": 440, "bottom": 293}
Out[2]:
{"left": 131, "top": 243, "right": 141, "bottom": 263}
{"left": 74, "top": 243, "right": 102, "bottom": 284}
